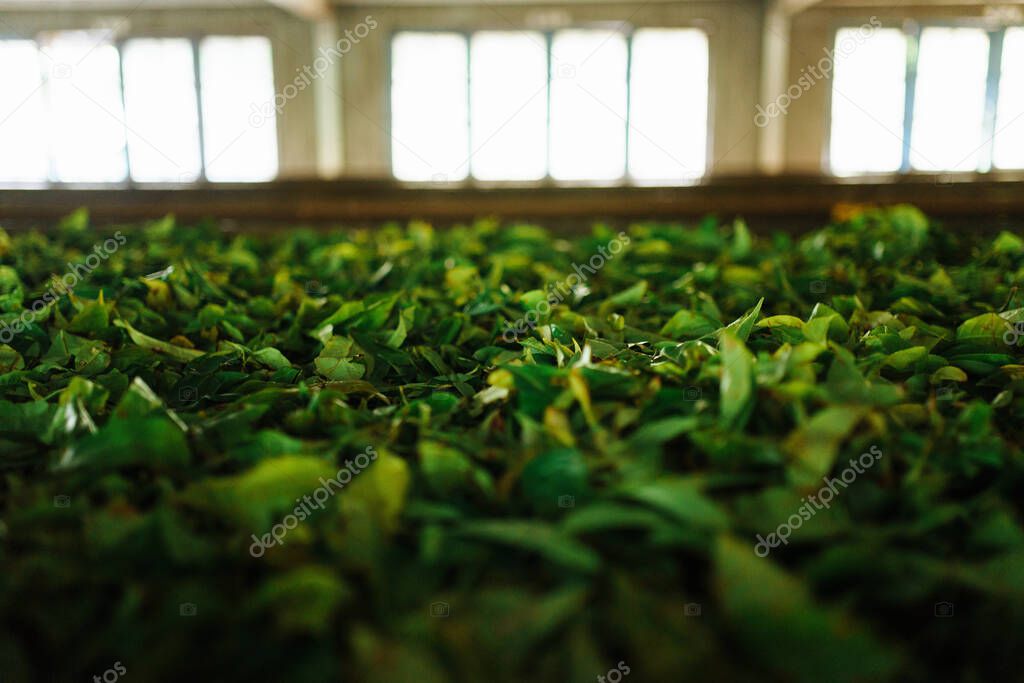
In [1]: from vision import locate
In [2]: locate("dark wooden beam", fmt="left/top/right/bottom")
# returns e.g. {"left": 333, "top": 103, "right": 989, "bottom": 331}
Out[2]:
{"left": 2, "top": 175, "right": 1023, "bottom": 232}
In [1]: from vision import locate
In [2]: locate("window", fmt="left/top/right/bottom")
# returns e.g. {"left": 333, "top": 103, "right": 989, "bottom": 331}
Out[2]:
{"left": 829, "top": 22, "right": 1024, "bottom": 175}
{"left": 910, "top": 28, "right": 990, "bottom": 171}
{"left": 830, "top": 28, "right": 907, "bottom": 175}
{"left": 629, "top": 28, "right": 709, "bottom": 180}
{"left": 200, "top": 36, "right": 278, "bottom": 182}
{"left": 470, "top": 31, "right": 547, "bottom": 181}
{"left": 0, "top": 40, "right": 48, "bottom": 182}
{"left": 122, "top": 38, "right": 202, "bottom": 182}
{"left": 549, "top": 29, "right": 628, "bottom": 181}
{"left": 994, "top": 28, "right": 1024, "bottom": 169}
{"left": 0, "top": 32, "right": 277, "bottom": 184}
{"left": 389, "top": 27, "right": 710, "bottom": 183}
{"left": 390, "top": 32, "right": 469, "bottom": 182}
{"left": 43, "top": 31, "right": 129, "bottom": 183}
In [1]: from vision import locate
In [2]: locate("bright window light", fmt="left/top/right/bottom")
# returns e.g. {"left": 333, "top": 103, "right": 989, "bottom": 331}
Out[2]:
{"left": 910, "top": 28, "right": 989, "bottom": 171}
{"left": 994, "top": 27, "right": 1024, "bottom": 169}
{"left": 122, "top": 39, "right": 202, "bottom": 182}
{"left": 199, "top": 36, "right": 278, "bottom": 182}
{"left": 549, "top": 29, "right": 628, "bottom": 181}
{"left": 829, "top": 28, "right": 907, "bottom": 175}
{"left": 0, "top": 40, "right": 48, "bottom": 182}
{"left": 469, "top": 31, "right": 547, "bottom": 181}
{"left": 43, "top": 32, "right": 128, "bottom": 182}
{"left": 628, "top": 28, "right": 708, "bottom": 181}
{"left": 391, "top": 32, "right": 469, "bottom": 181}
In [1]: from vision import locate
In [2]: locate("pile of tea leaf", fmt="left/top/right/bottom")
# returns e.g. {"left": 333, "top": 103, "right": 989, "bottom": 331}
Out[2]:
{"left": 1, "top": 206, "right": 1022, "bottom": 682}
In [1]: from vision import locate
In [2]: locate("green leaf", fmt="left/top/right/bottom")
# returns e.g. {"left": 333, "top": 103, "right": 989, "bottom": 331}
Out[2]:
{"left": 883, "top": 345, "right": 927, "bottom": 371}
{"left": 784, "top": 406, "right": 868, "bottom": 486}
{"left": 720, "top": 332, "right": 755, "bottom": 429}
{"left": 957, "top": 313, "right": 1011, "bottom": 351}
{"left": 339, "top": 448, "right": 410, "bottom": 534}
{"left": 58, "top": 416, "right": 189, "bottom": 471}
{"left": 660, "top": 309, "right": 719, "bottom": 340}
{"left": 419, "top": 440, "right": 475, "bottom": 497}
{"left": 252, "top": 346, "right": 292, "bottom": 370}
{"left": 68, "top": 298, "right": 110, "bottom": 335}
{"left": 715, "top": 536, "right": 899, "bottom": 683}
{"left": 0, "top": 344, "right": 24, "bottom": 373}
{"left": 618, "top": 479, "right": 729, "bottom": 530}
{"left": 520, "top": 448, "right": 590, "bottom": 513}
{"left": 314, "top": 336, "right": 365, "bottom": 381}
{"left": 458, "top": 520, "right": 601, "bottom": 573}
{"left": 720, "top": 298, "right": 764, "bottom": 343}
{"left": 179, "top": 455, "right": 337, "bottom": 531}
{"left": 252, "top": 567, "right": 352, "bottom": 636}
{"left": 113, "top": 318, "right": 203, "bottom": 362}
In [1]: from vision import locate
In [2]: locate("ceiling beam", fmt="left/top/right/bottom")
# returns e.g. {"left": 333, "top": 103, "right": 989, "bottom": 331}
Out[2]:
{"left": 779, "top": 0, "right": 825, "bottom": 15}
{"left": 266, "top": 0, "right": 331, "bottom": 20}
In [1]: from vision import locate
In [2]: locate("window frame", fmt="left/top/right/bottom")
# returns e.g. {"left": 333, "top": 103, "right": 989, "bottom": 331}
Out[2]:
{"left": 385, "top": 23, "right": 712, "bottom": 186}
{"left": 0, "top": 29, "right": 278, "bottom": 187}
{"left": 826, "top": 19, "right": 1018, "bottom": 176}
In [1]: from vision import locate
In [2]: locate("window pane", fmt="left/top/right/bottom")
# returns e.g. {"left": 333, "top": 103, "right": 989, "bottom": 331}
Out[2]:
{"left": 0, "top": 40, "right": 47, "bottom": 182}
{"left": 391, "top": 32, "right": 469, "bottom": 181}
{"left": 994, "top": 27, "right": 1024, "bottom": 169}
{"left": 43, "top": 31, "right": 128, "bottom": 182}
{"left": 199, "top": 36, "right": 278, "bottom": 182}
{"left": 629, "top": 28, "right": 708, "bottom": 181}
{"left": 123, "top": 39, "right": 202, "bottom": 182}
{"left": 469, "top": 31, "right": 547, "bottom": 181}
{"left": 549, "top": 29, "right": 627, "bottom": 181}
{"left": 829, "top": 28, "right": 907, "bottom": 175}
{"left": 910, "top": 28, "right": 989, "bottom": 171}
